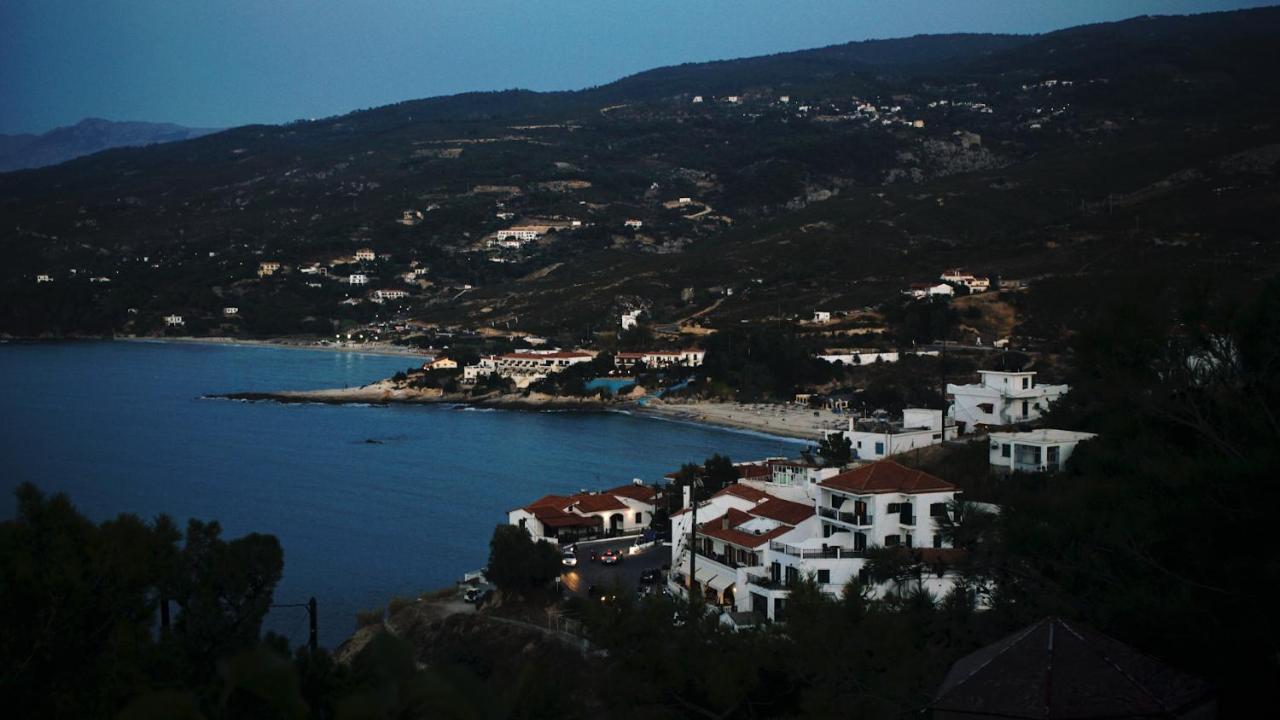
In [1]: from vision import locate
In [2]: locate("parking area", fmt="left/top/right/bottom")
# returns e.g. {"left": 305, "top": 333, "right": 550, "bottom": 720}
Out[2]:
{"left": 560, "top": 538, "right": 670, "bottom": 597}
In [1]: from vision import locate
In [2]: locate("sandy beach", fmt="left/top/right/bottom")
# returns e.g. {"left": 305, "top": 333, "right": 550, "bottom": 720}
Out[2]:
{"left": 118, "top": 335, "right": 432, "bottom": 359}
{"left": 637, "top": 400, "right": 847, "bottom": 442}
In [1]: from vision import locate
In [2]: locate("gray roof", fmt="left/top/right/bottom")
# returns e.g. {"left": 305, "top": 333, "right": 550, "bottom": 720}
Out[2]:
{"left": 931, "top": 617, "right": 1212, "bottom": 719}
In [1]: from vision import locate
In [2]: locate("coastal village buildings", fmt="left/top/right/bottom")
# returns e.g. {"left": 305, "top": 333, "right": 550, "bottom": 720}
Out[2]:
{"left": 844, "top": 408, "right": 953, "bottom": 461}
{"left": 348, "top": 274, "right": 369, "bottom": 286}
{"left": 940, "top": 269, "right": 990, "bottom": 293}
{"left": 257, "top": 261, "right": 281, "bottom": 277}
{"left": 462, "top": 350, "right": 596, "bottom": 388}
{"left": 164, "top": 315, "right": 184, "bottom": 327}
{"left": 494, "top": 226, "right": 549, "bottom": 243}
{"left": 509, "top": 482, "right": 658, "bottom": 545}
{"left": 614, "top": 349, "right": 705, "bottom": 370}
{"left": 988, "top": 429, "right": 1097, "bottom": 475}
{"left": 818, "top": 349, "right": 939, "bottom": 365}
{"left": 423, "top": 357, "right": 458, "bottom": 371}
{"left": 372, "top": 288, "right": 410, "bottom": 302}
{"left": 621, "top": 310, "right": 642, "bottom": 330}
{"left": 354, "top": 248, "right": 376, "bottom": 261}
{"left": 947, "top": 370, "right": 1069, "bottom": 433}
{"left": 671, "top": 459, "right": 963, "bottom": 622}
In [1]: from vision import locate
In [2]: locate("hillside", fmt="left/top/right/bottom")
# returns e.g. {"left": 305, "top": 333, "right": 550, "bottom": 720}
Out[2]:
{"left": 2, "top": 7, "right": 1278, "bottom": 343}
{"left": 0, "top": 118, "right": 220, "bottom": 172}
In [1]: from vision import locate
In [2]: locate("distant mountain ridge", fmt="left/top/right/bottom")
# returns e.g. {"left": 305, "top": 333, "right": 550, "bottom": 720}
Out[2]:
{"left": 0, "top": 118, "right": 220, "bottom": 172}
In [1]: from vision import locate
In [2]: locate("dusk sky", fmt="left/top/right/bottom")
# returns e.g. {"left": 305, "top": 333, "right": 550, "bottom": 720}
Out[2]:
{"left": 1, "top": 0, "right": 1273, "bottom": 134}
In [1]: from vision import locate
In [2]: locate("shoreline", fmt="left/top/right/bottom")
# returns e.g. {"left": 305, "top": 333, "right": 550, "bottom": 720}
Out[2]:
{"left": 633, "top": 401, "right": 841, "bottom": 443}
{"left": 213, "top": 382, "right": 824, "bottom": 443}
{"left": 115, "top": 335, "right": 432, "bottom": 359}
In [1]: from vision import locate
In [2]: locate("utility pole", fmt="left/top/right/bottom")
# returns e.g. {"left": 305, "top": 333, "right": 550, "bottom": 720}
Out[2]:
{"left": 940, "top": 336, "right": 947, "bottom": 443}
{"left": 308, "top": 597, "right": 318, "bottom": 653}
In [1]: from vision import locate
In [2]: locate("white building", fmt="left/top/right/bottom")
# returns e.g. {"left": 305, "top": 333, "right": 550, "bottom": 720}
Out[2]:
{"left": 163, "top": 315, "right": 185, "bottom": 327}
{"left": 258, "top": 261, "right": 281, "bottom": 277}
{"left": 670, "top": 459, "right": 964, "bottom": 621}
{"left": 354, "top": 248, "right": 376, "bottom": 261}
{"left": 494, "top": 226, "right": 549, "bottom": 243}
{"left": 462, "top": 355, "right": 498, "bottom": 382}
{"left": 621, "top": 309, "right": 642, "bottom": 331}
{"left": 36, "top": 274, "right": 53, "bottom": 283}
{"left": 947, "top": 370, "right": 1070, "bottom": 432}
{"left": 614, "top": 349, "right": 705, "bottom": 369}
{"left": 348, "top": 274, "right": 369, "bottom": 286}
{"left": 509, "top": 482, "right": 657, "bottom": 545}
{"left": 222, "top": 307, "right": 239, "bottom": 316}
{"left": 940, "top": 269, "right": 991, "bottom": 293}
{"left": 372, "top": 288, "right": 409, "bottom": 301}
{"left": 812, "top": 311, "right": 832, "bottom": 323}
{"left": 692, "top": 95, "right": 704, "bottom": 104}
{"left": 624, "top": 219, "right": 644, "bottom": 229}
{"left": 818, "top": 349, "right": 939, "bottom": 366}
{"left": 988, "top": 429, "right": 1097, "bottom": 475}
{"left": 845, "top": 408, "right": 954, "bottom": 461}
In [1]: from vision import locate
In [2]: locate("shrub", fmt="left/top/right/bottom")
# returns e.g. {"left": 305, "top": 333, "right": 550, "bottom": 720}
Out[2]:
{"left": 355, "top": 608, "right": 384, "bottom": 629}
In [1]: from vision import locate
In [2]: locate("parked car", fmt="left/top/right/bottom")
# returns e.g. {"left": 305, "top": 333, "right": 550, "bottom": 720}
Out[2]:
{"left": 463, "top": 587, "right": 492, "bottom": 604}
{"left": 639, "top": 569, "right": 661, "bottom": 584}
{"left": 601, "top": 549, "right": 621, "bottom": 565}
{"left": 561, "top": 551, "right": 578, "bottom": 567}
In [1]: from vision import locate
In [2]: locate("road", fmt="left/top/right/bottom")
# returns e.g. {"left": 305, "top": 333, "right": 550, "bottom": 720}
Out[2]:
{"left": 560, "top": 538, "right": 669, "bottom": 598}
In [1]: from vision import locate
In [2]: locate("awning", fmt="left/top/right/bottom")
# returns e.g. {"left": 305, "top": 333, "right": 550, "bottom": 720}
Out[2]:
{"left": 706, "top": 573, "right": 734, "bottom": 592}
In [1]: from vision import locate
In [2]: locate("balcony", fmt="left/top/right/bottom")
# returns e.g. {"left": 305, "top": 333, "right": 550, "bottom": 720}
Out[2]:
{"left": 817, "top": 506, "right": 874, "bottom": 527}
{"left": 745, "top": 572, "right": 785, "bottom": 590}
{"left": 695, "top": 547, "right": 743, "bottom": 571}
{"left": 900, "top": 514, "right": 916, "bottom": 527}
{"left": 769, "top": 541, "right": 866, "bottom": 559}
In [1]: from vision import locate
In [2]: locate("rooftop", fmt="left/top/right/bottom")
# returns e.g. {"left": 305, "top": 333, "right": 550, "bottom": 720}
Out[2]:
{"left": 989, "top": 429, "right": 1098, "bottom": 444}
{"left": 820, "top": 460, "right": 956, "bottom": 495}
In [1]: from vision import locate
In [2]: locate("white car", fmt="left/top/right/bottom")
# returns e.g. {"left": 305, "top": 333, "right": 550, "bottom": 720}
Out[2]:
{"left": 561, "top": 551, "right": 578, "bottom": 567}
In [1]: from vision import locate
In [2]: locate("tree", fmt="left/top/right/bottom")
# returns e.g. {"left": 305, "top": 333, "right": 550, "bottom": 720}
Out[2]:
{"left": 487, "top": 524, "right": 561, "bottom": 596}
{"left": 816, "top": 432, "right": 852, "bottom": 467}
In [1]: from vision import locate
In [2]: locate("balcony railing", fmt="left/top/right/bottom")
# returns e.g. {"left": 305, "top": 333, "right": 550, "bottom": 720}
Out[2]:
{"left": 817, "top": 506, "right": 874, "bottom": 526}
{"left": 695, "top": 548, "right": 745, "bottom": 570}
{"left": 900, "top": 514, "right": 916, "bottom": 526}
{"left": 745, "top": 572, "right": 785, "bottom": 590}
{"left": 768, "top": 541, "right": 866, "bottom": 559}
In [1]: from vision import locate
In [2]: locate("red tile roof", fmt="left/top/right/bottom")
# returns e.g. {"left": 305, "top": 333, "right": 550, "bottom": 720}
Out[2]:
{"left": 570, "top": 494, "right": 628, "bottom": 513}
{"left": 604, "top": 484, "right": 657, "bottom": 503}
{"left": 698, "top": 508, "right": 794, "bottom": 548}
{"left": 749, "top": 497, "right": 816, "bottom": 525}
{"left": 820, "top": 460, "right": 955, "bottom": 494}
{"left": 736, "top": 464, "right": 771, "bottom": 480}
{"left": 713, "top": 484, "right": 770, "bottom": 502}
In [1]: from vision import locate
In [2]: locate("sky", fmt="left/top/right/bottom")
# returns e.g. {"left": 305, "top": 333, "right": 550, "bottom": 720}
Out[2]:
{"left": 0, "top": 0, "right": 1273, "bottom": 134}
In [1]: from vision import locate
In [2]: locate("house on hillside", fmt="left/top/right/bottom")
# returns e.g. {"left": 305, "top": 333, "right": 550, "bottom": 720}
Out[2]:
{"left": 348, "top": 274, "right": 369, "bottom": 286}
{"left": 509, "top": 482, "right": 658, "bottom": 545}
{"left": 423, "top": 357, "right": 457, "bottom": 371}
{"left": 948, "top": 370, "right": 1069, "bottom": 432}
{"left": 614, "top": 349, "right": 705, "bottom": 370}
{"left": 164, "top": 315, "right": 184, "bottom": 327}
{"left": 988, "top": 429, "right": 1097, "bottom": 475}
{"left": 355, "top": 248, "right": 376, "bottom": 261}
{"left": 845, "top": 408, "right": 953, "bottom": 461}
{"left": 670, "top": 459, "right": 965, "bottom": 622}
{"left": 258, "top": 261, "right": 281, "bottom": 278}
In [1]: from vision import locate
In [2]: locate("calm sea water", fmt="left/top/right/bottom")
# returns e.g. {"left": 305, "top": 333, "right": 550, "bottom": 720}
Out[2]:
{"left": 0, "top": 340, "right": 802, "bottom": 647}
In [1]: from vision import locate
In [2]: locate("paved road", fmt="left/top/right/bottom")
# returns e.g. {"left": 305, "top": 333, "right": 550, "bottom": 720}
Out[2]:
{"left": 560, "top": 539, "right": 670, "bottom": 597}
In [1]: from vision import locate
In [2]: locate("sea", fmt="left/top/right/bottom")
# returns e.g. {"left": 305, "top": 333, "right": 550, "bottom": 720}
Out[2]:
{"left": 0, "top": 340, "right": 804, "bottom": 647}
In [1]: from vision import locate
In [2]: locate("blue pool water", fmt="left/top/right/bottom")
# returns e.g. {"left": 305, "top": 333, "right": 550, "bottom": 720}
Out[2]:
{"left": 0, "top": 340, "right": 802, "bottom": 647}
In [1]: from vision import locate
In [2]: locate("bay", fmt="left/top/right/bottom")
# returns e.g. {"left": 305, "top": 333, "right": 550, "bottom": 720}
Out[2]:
{"left": 0, "top": 340, "right": 803, "bottom": 647}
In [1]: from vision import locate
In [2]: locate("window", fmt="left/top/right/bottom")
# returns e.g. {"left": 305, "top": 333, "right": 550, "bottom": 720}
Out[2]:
{"left": 770, "top": 562, "right": 781, "bottom": 583}
{"left": 905, "top": 534, "right": 913, "bottom": 548}
{"left": 930, "top": 502, "right": 946, "bottom": 517}
{"left": 933, "top": 534, "right": 943, "bottom": 549}
{"left": 885, "top": 534, "right": 901, "bottom": 547}
{"left": 817, "top": 569, "right": 831, "bottom": 584}
{"left": 886, "top": 502, "right": 900, "bottom": 514}
{"left": 635, "top": 512, "right": 643, "bottom": 523}
{"left": 1022, "top": 377, "right": 1030, "bottom": 389}
{"left": 874, "top": 441, "right": 885, "bottom": 455}
{"left": 977, "top": 402, "right": 994, "bottom": 414}
{"left": 785, "top": 565, "right": 800, "bottom": 585}
{"left": 1001, "top": 443, "right": 1011, "bottom": 458}
{"left": 1021, "top": 400, "right": 1029, "bottom": 416}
